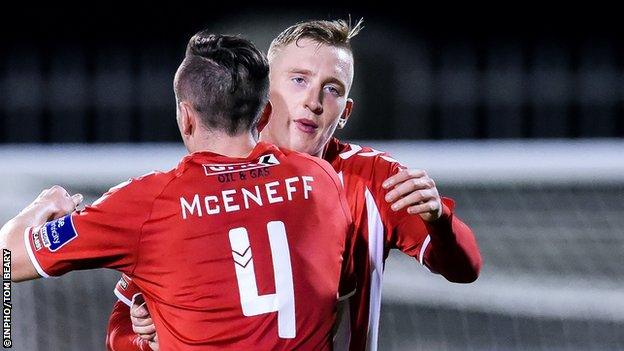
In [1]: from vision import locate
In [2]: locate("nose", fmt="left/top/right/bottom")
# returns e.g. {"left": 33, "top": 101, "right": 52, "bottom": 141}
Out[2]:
{"left": 304, "top": 88, "right": 323, "bottom": 115}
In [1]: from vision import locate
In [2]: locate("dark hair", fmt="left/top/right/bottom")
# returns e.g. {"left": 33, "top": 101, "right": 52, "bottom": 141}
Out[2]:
{"left": 174, "top": 31, "right": 269, "bottom": 135}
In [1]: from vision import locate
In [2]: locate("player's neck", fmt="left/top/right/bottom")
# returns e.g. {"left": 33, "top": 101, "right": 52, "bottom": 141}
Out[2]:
{"left": 188, "top": 132, "right": 258, "bottom": 158}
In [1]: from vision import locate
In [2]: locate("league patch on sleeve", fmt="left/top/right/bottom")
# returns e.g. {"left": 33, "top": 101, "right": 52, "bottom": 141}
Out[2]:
{"left": 38, "top": 214, "right": 78, "bottom": 252}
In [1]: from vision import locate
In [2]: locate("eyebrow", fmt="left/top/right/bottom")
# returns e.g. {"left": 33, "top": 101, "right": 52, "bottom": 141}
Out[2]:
{"left": 287, "top": 68, "right": 347, "bottom": 92}
{"left": 287, "top": 68, "right": 313, "bottom": 76}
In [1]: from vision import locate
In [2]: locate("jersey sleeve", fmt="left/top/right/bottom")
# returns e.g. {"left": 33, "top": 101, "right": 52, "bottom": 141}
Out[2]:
{"left": 371, "top": 155, "right": 482, "bottom": 281}
{"left": 337, "top": 222, "right": 356, "bottom": 301}
{"left": 106, "top": 300, "right": 152, "bottom": 351}
{"left": 368, "top": 157, "right": 430, "bottom": 262}
{"left": 23, "top": 177, "right": 158, "bottom": 278}
{"left": 114, "top": 274, "right": 143, "bottom": 307}
{"left": 418, "top": 198, "right": 482, "bottom": 282}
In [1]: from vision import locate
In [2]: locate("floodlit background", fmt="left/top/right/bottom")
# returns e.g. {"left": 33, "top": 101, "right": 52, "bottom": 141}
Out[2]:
{"left": 2, "top": 3, "right": 623, "bottom": 350}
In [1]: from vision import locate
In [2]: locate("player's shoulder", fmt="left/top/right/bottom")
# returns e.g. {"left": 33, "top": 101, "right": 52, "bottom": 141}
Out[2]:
{"left": 94, "top": 169, "right": 177, "bottom": 206}
{"left": 116, "top": 169, "right": 176, "bottom": 192}
{"left": 276, "top": 145, "right": 343, "bottom": 192}
{"left": 278, "top": 145, "right": 337, "bottom": 175}
{"left": 325, "top": 138, "right": 404, "bottom": 172}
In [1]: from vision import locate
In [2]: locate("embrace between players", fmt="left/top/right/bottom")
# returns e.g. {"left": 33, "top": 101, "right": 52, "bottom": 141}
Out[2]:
{"left": 1, "top": 19, "right": 481, "bottom": 351}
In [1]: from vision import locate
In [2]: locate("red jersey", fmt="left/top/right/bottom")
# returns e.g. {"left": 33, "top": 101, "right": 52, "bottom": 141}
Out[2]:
{"left": 24, "top": 142, "right": 354, "bottom": 351}
{"left": 112, "top": 138, "right": 481, "bottom": 351}
{"left": 323, "top": 138, "right": 481, "bottom": 351}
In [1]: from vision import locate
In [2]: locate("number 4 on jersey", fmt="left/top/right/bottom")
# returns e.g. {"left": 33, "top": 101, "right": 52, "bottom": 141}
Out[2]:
{"left": 228, "top": 221, "right": 296, "bottom": 339}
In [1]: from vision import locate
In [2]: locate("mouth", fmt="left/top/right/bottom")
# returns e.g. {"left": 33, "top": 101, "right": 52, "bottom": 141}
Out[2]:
{"left": 293, "top": 118, "right": 319, "bottom": 134}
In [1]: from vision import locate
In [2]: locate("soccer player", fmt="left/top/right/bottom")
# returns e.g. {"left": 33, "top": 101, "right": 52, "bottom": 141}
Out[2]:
{"left": 1, "top": 31, "right": 356, "bottom": 350}
{"left": 110, "top": 19, "right": 482, "bottom": 351}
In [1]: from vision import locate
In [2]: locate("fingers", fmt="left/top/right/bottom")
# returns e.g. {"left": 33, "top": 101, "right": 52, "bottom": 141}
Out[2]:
{"left": 131, "top": 317, "right": 155, "bottom": 330}
{"left": 131, "top": 294, "right": 149, "bottom": 318}
{"left": 37, "top": 186, "right": 83, "bottom": 220}
{"left": 132, "top": 322, "right": 156, "bottom": 339}
{"left": 131, "top": 294, "right": 156, "bottom": 339}
{"left": 148, "top": 334, "right": 160, "bottom": 351}
{"left": 131, "top": 312, "right": 153, "bottom": 326}
{"left": 382, "top": 169, "right": 427, "bottom": 189}
{"left": 71, "top": 193, "right": 84, "bottom": 207}
{"left": 381, "top": 168, "right": 443, "bottom": 221}
{"left": 385, "top": 176, "right": 435, "bottom": 203}
{"left": 131, "top": 309, "right": 156, "bottom": 339}
{"left": 406, "top": 199, "right": 441, "bottom": 216}
{"left": 49, "top": 185, "right": 70, "bottom": 198}
{"left": 389, "top": 189, "right": 437, "bottom": 212}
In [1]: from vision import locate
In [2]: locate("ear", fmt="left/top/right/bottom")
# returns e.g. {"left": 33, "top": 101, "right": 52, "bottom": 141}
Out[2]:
{"left": 256, "top": 101, "right": 273, "bottom": 133}
{"left": 179, "top": 101, "right": 196, "bottom": 136}
{"left": 337, "top": 98, "right": 354, "bottom": 129}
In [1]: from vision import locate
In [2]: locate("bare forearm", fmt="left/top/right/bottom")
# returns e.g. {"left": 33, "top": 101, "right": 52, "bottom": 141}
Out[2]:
{"left": 1, "top": 217, "right": 40, "bottom": 281}
{"left": 1, "top": 186, "right": 83, "bottom": 282}
{"left": 0, "top": 203, "right": 54, "bottom": 282}
{"left": 3, "top": 203, "right": 49, "bottom": 234}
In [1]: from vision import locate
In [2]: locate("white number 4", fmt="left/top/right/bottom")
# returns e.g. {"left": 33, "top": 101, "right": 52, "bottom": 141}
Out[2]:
{"left": 229, "top": 221, "right": 296, "bottom": 339}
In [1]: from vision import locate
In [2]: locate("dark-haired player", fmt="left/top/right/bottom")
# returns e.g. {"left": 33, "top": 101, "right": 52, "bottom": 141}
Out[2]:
{"left": 1, "top": 32, "right": 355, "bottom": 350}
{"left": 111, "top": 19, "right": 482, "bottom": 351}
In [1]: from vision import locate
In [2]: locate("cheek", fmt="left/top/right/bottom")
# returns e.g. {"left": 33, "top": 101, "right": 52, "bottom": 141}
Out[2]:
{"left": 322, "top": 105, "right": 343, "bottom": 130}
{"left": 318, "top": 121, "right": 337, "bottom": 142}
{"left": 269, "top": 94, "right": 294, "bottom": 123}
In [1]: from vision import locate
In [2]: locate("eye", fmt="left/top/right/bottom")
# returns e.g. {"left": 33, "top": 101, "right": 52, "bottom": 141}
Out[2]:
{"left": 324, "top": 85, "right": 341, "bottom": 96}
{"left": 291, "top": 77, "right": 306, "bottom": 85}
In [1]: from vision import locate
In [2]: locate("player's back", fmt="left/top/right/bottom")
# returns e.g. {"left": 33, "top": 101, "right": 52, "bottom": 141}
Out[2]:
{"left": 132, "top": 142, "right": 352, "bottom": 351}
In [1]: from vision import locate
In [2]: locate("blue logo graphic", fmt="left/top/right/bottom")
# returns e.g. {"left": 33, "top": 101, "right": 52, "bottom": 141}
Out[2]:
{"left": 42, "top": 215, "right": 78, "bottom": 252}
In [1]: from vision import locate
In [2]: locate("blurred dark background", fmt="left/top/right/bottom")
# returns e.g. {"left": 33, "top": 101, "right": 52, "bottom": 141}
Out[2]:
{"left": 4, "top": 4, "right": 624, "bottom": 350}
{"left": 1, "top": 2, "right": 622, "bottom": 143}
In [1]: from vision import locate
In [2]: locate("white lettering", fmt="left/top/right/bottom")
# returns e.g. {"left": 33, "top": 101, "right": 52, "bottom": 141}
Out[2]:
{"left": 204, "top": 195, "right": 220, "bottom": 215}
{"left": 179, "top": 176, "right": 315, "bottom": 218}
{"left": 222, "top": 190, "right": 240, "bottom": 212}
{"left": 284, "top": 177, "right": 299, "bottom": 201}
{"left": 265, "top": 181, "right": 284, "bottom": 204}
{"left": 242, "top": 186, "right": 263, "bottom": 209}
{"left": 181, "top": 195, "right": 202, "bottom": 219}
{"left": 302, "top": 176, "right": 314, "bottom": 199}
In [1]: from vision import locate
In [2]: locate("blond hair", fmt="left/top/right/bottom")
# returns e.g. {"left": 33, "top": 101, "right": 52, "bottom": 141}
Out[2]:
{"left": 268, "top": 18, "right": 364, "bottom": 61}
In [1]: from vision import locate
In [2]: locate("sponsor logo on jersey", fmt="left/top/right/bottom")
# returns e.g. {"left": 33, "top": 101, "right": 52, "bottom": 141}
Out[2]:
{"left": 202, "top": 154, "right": 280, "bottom": 176}
{"left": 41, "top": 225, "right": 51, "bottom": 248}
{"left": 40, "top": 215, "right": 78, "bottom": 252}
{"left": 32, "top": 228, "right": 42, "bottom": 251}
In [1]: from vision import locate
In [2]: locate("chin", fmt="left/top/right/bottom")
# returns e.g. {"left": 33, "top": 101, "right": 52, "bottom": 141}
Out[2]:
{"left": 289, "top": 140, "right": 314, "bottom": 155}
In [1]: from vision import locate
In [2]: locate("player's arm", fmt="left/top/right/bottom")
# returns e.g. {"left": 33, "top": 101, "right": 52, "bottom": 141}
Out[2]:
{"left": 107, "top": 299, "right": 156, "bottom": 351}
{"left": 0, "top": 186, "right": 82, "bottom": 282}
{"left": 383, "top": 169, "right": 482, "bottom": 283}
{"left": 7, "top": 174, "right": 161, "bottom": 282}
{"left": 107, "top": 275, "right": 158, "bottom": 351}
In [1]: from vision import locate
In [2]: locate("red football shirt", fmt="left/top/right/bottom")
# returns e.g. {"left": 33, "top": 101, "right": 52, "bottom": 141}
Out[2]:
{"left": 323, "top": 138, "right": 480, "bottom": 351}
{"left": 24, "top": 142, "right": 354, "bottom": 351}
{"left": 112, "top": 138, "right": 481, "bottom": 351}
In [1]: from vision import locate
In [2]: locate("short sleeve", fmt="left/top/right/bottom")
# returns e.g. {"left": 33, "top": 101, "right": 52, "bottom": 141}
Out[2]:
{"left": 23, "top": 178, "right": 157, "bottom": 278}
{"left": 114, "top": 274, "right": 143, "bottom": 307}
